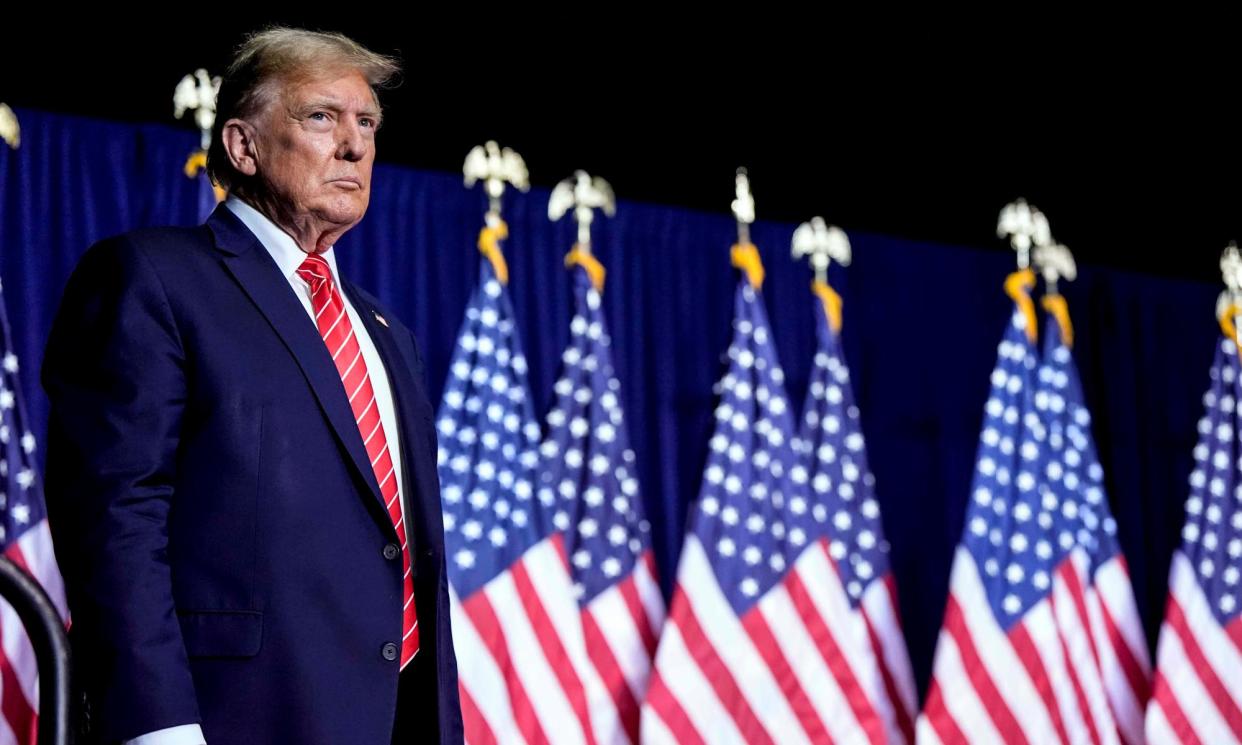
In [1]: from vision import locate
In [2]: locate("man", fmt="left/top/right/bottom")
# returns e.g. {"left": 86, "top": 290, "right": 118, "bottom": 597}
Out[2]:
{"left": 41, "top": 28, "right": 462, "bottom": 744}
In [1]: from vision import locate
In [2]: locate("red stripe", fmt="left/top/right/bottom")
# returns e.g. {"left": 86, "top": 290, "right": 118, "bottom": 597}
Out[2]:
{"left": 1150, "top": 671, "right": 1203, "bottom": 745}
{"left": 458, "top": 684, "right": 499, "bottom": 745}
{"left": 1058, "top": 562, "right": 1104, "bottom": 674}
{"left": 784, "top": 558, "right": 887, "bottom": 743}
{"left": 1058, "top": 561, "right": 1123, "bottom": 744}
{"left": 1097, "top": 587, "right": 1151, "bottom": 705}
{"left": 882, "top": 574, "right": 903, "bottom": 624}
{"left": 644, "top": 668, "right": 706, "bottom": 745}
{"left": 1008, "top": 622, "right": 1072, "bottom": 745}
{"left": 0, "top": 614, "right": 37, "bottom": 745}
{"left": 862, "top": 604, "right": 915, "bottom": 742}
{"left": 942, "top": 595, "right": 1029, "bottom": 745}
{"left": 1047, "top": 584, "right": 1102, "bottom": 745}
{"left": 618, "top": 566, "right": 658, "bottom": 656}
{"left": 740, "top": 609, "right": 835, "bottom": 744}
{"left": 1226, "top": 616, "right": 1242, "bottom": 658}
{"left": 462, "top": 592, "right": 551, "bottom": 745}
{"left": 921, "top": 678, "right": 968, "bottom": 745}
{"left": 670, "top": 589, "right": 775, "bottom": 745}
{"left": 583, "top": 609, "right": 640, "bottom": 744}
{"left": 3, "top": 546, "right": 31, "bottom": 578}
{"left": 510, "top": 556, "right": 599, "bottom": 745}
{"left": 1165, "top": 594, "right": 1242, "bottom": 737}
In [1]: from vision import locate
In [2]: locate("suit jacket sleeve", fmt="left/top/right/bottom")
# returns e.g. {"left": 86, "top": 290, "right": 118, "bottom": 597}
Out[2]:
{"left": 42, "top": 235, "right": 201, "bottom": 741}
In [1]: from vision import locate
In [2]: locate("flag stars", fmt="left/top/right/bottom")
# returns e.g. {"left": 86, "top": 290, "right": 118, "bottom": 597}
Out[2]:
{"left": 743, "top": 546, "right": 762, "bottom": 565}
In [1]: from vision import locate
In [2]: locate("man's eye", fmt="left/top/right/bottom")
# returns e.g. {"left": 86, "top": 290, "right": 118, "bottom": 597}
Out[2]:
{"left": 309, "top": 112, "right": 328, "bottom": 121}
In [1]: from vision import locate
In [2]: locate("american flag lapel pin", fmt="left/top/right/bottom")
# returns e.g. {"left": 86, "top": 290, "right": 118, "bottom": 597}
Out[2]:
{"left": 373, "top": 310, "right": 389, "bottom": 327}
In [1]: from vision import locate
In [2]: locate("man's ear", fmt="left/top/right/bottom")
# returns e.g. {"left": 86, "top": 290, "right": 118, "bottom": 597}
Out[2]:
{"left": 221, "top": 118, "right": 260, "bottom": 177}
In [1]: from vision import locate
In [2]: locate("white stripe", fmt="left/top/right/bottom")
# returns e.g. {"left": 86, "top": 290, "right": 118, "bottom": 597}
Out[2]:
{"left": 861, "top": 577, "right": 918, "bottom": 723}
{"left": 1149, "top": 617, "right": 1230, "bottom": 743}
{"left": 363, "top": 417, "right": 384, "bottom": 446}
{"left": 372, "top": 444, "right": 389, "bottom": 467}
{"left": 633, "top": 554, "right": 667, "bottom": 632}
{"left": 1143, "top": 691, "right": 1180, "bottom": 745}
{"left": 1052, "top": 554, "right": 1119, "bottom": 745}
{"left": 1025, "top": 598, "right": 1090, "bottom": 744}
{"left": 319, "top": 305, "right": 346, "bottom": 341}
{"left": 948, "top": 548, "right": 1061, "bottom": 743}
{"left": 679, "top": 537, "right": 811, "bottom": 744}
{"left": 482, "top": 558, "right": 589, "bottom": 745}
{"left": 349, "top": 372, "right": 370, "bottom": 403}
{"left": 647, "top": 621, "right": 745, "bottom": 745}
{"left": 586, "top": 581, "right": 651, "bottom": 699}
{"left": 1095, "top": 558, "right": 1151, "bottom": 678}
{"left": 378, "top": 466, "right": 395, "bottom": 490}
{"left": 637, "top": 700, "right": 679, "bottom": 745}
{"left": 523, "top": 540, "right": 621, "bottom": 745}
{"left": 16, "top": 523, "right": 67, "bottom": 622}
{"left": 339, "top": 347, "right": 364, "bottom": 382}
{"left": 913, "top": 717, "right": 944, "bottom": 745}
{"left": 1033, "top": 582, "right": 1098, "bottom": 745}
{"left": 922, "top": 630, "right": 1004, "bottom": 744}
{"left": 355, "top": 394, "right": 378, "bottom": 425}
{"left": 1084, "top": 589, "right": 1144, "bottom": 745}
{"left": 797, "top": 542, "right": 888, "bottom": 720}
{"left": 0, "top": 596, "right": 39, "bottom": 711}
{"left": 448, "top": 586, "right": 527, "bottom": 745}
{"left": 1170, "top": 551, "right": 1242, "bottom": 695}
{"left": 0, "top": 704, "right": 20, "bottom": 745}
{"left": 332, "top": 328, "right": 356, "bottom": 360}
{"left": 1082, "top": 577, "right": 1145, "bottom": 744}
{"left": 757, "top": 578, "right": 867, "bottom": 742}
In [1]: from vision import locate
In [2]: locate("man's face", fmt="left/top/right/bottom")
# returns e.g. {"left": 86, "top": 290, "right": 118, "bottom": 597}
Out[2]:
{"left": 252, "top": 70, "right": 379, "bottom": 233}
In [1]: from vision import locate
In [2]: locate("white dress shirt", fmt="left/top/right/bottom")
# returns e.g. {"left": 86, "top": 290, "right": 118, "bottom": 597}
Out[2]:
{"left": 123, "top": 197, "right": 407, "bottom": 745}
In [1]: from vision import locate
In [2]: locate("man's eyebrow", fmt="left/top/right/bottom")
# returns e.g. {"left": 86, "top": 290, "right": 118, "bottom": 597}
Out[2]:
{"left": 297, "top": 98, "right": 383, "bottom": 124}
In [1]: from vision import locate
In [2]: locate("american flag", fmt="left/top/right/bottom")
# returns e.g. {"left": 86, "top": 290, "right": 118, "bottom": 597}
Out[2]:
{"left": 1039, "top": 299, "right": 1151, "bottom": 744}
{"left": 438, "top": 259, "right": 606, "bottom": 745}
{"left": 538, "top": 261, "right": 665, "bottom": 744}
{"left": 795, "top": 282, "right": 918, "bottom": 743}
{"left": 0, "top": 276, "right": 68, "bottom": 745}
{"left": 1146, "top": 326, "right": 1242, "bottom": 743}
{"left": 919, "top": 273, "right": 1137, "bottom": 744}
{"left": 643, "top": 268, "right": 891, "bottom": 744}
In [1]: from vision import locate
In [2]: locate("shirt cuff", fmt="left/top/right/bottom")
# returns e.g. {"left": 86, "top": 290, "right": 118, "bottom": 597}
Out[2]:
{"left": 123, "top": 723, "right": 206, "bottom": 745}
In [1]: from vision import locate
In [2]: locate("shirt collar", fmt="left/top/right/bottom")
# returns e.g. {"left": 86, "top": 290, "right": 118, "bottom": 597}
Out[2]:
{"left": 225, "top": 195, "right": 341, "bottom": 285}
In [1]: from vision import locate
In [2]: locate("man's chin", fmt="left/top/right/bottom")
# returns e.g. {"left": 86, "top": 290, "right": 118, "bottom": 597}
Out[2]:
{"left": 315, "top": 201, "right": 368, "bottom": 229}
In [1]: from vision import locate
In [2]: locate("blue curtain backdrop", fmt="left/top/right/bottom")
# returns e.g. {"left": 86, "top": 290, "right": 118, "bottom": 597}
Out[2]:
{"left": 0, "top": 107, "right": 1216, "bottom": 697}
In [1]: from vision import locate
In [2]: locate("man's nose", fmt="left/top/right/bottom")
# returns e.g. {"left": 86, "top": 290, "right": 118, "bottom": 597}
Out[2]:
{"left": 337, "top": 120, "right": 367, "bottom": 161}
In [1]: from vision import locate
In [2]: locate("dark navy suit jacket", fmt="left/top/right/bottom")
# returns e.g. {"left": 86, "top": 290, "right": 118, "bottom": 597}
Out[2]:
{"left": 41, "top": 205, "right": 463, "bottom": 744}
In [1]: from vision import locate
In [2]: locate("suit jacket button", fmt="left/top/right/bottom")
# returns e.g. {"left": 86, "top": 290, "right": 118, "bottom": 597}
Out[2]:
{"left": 383, "top": 543, "right": 400, "bottom": 561}
{"left": 381, "top": 642, "right": 398, "bottom": 661}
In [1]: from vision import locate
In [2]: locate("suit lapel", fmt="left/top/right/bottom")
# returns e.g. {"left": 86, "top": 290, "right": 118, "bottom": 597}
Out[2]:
{"left": 206, "top": 206, "right": 387, "bottom": 517}
{"left": 342, "top": 282, "right": 443, "bottom": 559}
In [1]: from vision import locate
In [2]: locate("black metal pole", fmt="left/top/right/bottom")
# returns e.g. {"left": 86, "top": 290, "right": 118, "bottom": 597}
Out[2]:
{"left": 0, "top": 556, "right": 69, "bottom": 745}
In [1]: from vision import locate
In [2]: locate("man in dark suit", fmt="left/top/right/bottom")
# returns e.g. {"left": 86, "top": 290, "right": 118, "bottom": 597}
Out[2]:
{"left": 41, "top": 27, "right": 462, "bottom": 744}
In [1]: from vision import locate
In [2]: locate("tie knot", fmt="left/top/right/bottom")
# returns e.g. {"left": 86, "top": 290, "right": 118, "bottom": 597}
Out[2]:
{"left": 297, "top": 254, "right": 333, "bottom": 291}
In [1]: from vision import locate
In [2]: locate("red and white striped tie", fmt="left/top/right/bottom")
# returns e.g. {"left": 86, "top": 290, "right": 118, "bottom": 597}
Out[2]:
{"left": 297, "top": 254, "right": 418, "bottom": 668}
